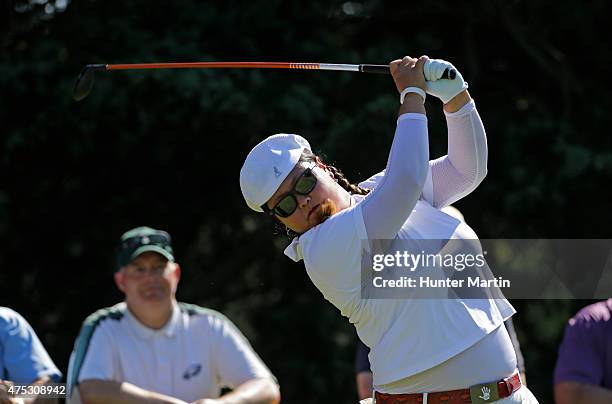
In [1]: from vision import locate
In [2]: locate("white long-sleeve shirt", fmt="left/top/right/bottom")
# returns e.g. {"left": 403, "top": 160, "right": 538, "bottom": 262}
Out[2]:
{"left": 359, "top": 99, "right": 488, "bottom": 214}
{"left": 285, "top": 100, "right": 515, "bottom": 387}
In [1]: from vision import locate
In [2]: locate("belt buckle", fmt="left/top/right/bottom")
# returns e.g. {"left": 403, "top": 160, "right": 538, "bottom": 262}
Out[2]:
{"left": 469, "top": 381, "right": 500, "bottom": 403}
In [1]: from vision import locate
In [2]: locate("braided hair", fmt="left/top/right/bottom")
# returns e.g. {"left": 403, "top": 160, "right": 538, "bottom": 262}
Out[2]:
{"left": 274, "top": 150, "right": 371, "bottom": 238}
{"left": 325, "top": 165, "right": 371, "bottom": 196}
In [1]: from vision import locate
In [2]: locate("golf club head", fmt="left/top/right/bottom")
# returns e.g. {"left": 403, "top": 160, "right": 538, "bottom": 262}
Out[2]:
{"left": 73, "top": 64, "right": 106, "bottom": 101}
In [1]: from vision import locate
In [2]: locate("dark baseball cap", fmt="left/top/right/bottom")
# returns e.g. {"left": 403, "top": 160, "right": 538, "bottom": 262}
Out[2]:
{"left": 116, "top": 226, "right": 174, "bottom": 270}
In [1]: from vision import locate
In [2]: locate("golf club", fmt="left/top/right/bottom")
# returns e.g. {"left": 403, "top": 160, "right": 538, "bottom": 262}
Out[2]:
{"left": 73, "top": 61, "right": 456, "bottom": 101}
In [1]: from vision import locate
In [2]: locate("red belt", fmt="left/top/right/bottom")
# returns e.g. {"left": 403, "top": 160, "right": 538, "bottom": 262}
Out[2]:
{"left": 374, "top": 372, "right": 522, "bottom": 404}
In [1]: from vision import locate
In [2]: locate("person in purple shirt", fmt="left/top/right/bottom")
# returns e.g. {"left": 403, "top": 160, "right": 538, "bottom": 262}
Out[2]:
{"left": 554, "top": 299, "right": 612, "bottom": 404}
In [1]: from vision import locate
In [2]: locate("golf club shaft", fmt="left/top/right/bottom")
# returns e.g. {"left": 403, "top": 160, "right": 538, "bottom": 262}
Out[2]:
{"left": 73, "top": 61, "right": 457, "bottom": 101}
{"left": 97, "top": 62, "right": 454, "bottom": 77}
{"left": 104, "top": 62, "right": 383, "bottom": 73}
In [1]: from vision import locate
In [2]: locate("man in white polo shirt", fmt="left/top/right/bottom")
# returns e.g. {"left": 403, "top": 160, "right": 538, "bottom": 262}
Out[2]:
{"left": 66, "top": 226, "right": 280, "bottom": 404}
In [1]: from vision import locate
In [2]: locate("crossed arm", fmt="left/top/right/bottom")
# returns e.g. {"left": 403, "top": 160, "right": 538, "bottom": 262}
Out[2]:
{"left": 555, "top": 381, "right": 612, "bottom": 404}
{"left": 1, "top": 376, "right": 59, "bottom": 404}
{"left": 78, "top": 378, "right": 280, "bottom": 404}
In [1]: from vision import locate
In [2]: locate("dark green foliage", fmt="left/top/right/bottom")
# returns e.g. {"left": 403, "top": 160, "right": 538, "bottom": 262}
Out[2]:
{"left": 1, "top": 1, "right": 610, "bottom": 402}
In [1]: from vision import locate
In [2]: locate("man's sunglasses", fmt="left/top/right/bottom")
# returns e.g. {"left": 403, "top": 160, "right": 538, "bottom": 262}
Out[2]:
{"left": 263, "top": 162, "right": 318, "bottom": 218}
{"left": 120, "top": 234, "right": 170, "bottom": 251}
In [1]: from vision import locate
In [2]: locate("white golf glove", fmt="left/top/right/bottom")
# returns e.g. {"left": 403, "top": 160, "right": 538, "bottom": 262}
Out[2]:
{"left": 423, "top": 59, "right": 468, "bottom": 104}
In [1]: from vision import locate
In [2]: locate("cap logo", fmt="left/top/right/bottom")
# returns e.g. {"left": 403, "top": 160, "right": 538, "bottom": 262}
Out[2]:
{"left": 273, "top": 166, "right": 282, "bottom": 178}
{"left": 141, "top": 236, "right": 150, "bottom": 244}
{"left": 182, "top": 363, "right": 202, "bottom": 380}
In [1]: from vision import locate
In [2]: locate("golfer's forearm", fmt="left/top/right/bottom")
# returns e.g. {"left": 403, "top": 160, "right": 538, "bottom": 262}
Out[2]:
{"left": 555, "top": 381, "right": 612, "bottom": 404}
{"left": 398, "top": 94, "right": 426, "bottom": 116}
{"left": 215, "top": 378, "right": 280, "bottom": 404}
{"left": 443, "top": 90, "right": 471, "bottom": 113}
{"left": 78, "top": 380, "right": 186, "bottom": 404}
{"left": 424, "top": 93, "right": 486, "bottom": 207}
{"left": 361, "top": 114, "right": 429, "bottom": 239}
{"left": 444, "top": 95, "right": 487, "bottom": 179}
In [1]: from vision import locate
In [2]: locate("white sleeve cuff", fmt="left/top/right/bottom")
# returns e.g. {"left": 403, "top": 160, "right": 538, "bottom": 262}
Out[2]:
{"left": 397, "top": 113, "right": 427, "bottom": 125}
{"left": 444, "top": 99, "right": 476, "bottom": 117}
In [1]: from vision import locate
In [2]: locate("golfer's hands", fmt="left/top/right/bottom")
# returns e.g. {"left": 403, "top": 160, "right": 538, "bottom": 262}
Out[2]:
{"left": 390, "top": 55, "right": 427, "bottom": 114}
{"left": 423, "top": 59, "right": 468, "bottom": 104}
{"left": 389, "top": 55, "right": 427, "bottom": 93}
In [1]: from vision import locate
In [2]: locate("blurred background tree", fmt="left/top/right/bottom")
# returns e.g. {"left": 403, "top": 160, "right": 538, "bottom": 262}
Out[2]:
{"left": 1, "top": 0, "right": 610, "bottom": 402}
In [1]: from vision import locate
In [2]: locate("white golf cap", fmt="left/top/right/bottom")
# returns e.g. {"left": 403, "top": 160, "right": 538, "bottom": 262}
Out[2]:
{"left": 240, "top": 133, "right": 311, "bottom": 212}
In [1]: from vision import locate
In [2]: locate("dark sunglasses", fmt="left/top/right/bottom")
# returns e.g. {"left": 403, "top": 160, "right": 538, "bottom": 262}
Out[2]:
{"left": 120, "top": 234, "right": 170, "bottom": 251}
{"left": 263, "top": 162, "right": 318, "bottom": 218}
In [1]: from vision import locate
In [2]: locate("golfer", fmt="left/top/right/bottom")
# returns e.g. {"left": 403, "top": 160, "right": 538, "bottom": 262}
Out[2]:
{"left": 240, "top": 56, "right": 539, "bottom": 403}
